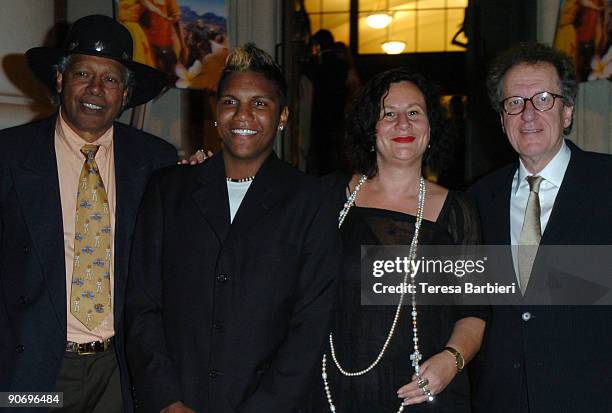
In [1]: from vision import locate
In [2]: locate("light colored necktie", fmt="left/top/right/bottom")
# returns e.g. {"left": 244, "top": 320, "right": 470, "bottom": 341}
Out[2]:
{"left": 70, "top": 145, "right": 112, "bottom": 330}
{"left": 518, "top": 175, "right": 543, "bottom": 294}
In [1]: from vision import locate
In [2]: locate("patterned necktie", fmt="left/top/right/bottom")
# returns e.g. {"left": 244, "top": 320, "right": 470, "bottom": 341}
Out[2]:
{"left": 70, "top": 144, "right": 112, "bottom": 330}
{"left": 518, "top": 175, "right": 543, "bottom": 295}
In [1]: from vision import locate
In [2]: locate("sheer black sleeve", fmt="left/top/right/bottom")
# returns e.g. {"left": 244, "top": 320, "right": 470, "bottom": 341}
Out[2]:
{"left": 444, "top": 191, "right": 482, "bottom": 245}
{"left": 446, "top": 192, "right": 490, "bottom": 322}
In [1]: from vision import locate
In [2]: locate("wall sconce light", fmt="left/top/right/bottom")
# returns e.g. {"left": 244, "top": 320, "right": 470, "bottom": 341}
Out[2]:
{"left": 367, "top": 13, "right": 392, "bottom": 29}
{"left": 381, "top": 40, "right": 406, "bottom": 54}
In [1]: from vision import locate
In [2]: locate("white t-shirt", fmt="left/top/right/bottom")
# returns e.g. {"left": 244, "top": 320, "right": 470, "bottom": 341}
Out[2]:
{"left": 227, "top": 180, "right": 252, "bottom": 223}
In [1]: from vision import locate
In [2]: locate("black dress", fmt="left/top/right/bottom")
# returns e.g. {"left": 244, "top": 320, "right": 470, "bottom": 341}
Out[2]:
{"left": 307, "top": 175, "right": 484, "bottom": 413}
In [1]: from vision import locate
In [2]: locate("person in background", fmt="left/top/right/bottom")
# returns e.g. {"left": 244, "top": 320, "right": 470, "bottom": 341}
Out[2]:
{"left": 307, "top": 29, "right": 349, "bottom": 175}
{"left": 333, "top": 41, "right": 362, "bottom": 101}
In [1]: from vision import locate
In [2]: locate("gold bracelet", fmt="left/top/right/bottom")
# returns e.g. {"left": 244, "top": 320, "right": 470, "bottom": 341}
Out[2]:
{"left": 443, "top": 346, "right": 465, "bottom": 372}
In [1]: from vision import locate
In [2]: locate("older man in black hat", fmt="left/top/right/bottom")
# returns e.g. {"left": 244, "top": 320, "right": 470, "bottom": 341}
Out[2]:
{"left": 0, "top": 15, "right": 177, "bottom": 412}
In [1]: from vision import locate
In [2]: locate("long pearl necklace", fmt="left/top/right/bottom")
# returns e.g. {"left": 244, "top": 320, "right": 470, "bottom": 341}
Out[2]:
{"left": 322, "top": 174, "right": 427, "bottom": 413}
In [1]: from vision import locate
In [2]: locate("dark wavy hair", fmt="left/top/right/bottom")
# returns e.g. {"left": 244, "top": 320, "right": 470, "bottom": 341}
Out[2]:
{"left": 216, "top": 43, "right": 288, "bottom": 108}
{"left": 486, "top": 42, "right": 578, "bottom": 134}
{"left": 345, "top": 67, "right": 453, "bottom": 177}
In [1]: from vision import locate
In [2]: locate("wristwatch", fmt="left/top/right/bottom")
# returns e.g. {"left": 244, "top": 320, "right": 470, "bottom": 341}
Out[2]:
{"left": 443, "top": 346, "right": 465, "bottom": 372}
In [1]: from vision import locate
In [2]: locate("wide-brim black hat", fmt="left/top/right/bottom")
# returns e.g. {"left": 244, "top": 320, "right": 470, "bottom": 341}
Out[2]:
{"left": 26, "top": 14, "right": 168, "bottom": 108}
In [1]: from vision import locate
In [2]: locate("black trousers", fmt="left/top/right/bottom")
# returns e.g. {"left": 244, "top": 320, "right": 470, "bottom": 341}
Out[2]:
{"left": 51, "top": 346, "right": 123, "bottom": 413}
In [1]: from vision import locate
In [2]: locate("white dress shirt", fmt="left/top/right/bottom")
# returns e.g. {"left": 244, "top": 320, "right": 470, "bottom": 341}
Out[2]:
{"left": 510, "top": 141, "right": 571, "bottom": 283}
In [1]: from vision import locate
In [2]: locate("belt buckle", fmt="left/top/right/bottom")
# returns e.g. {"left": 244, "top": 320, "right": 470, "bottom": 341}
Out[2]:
{"left": 68, "top": 338, "right": 111, "bottom": 355}
{"left": 75, "top": 342, "right": 95, "bottom": 355}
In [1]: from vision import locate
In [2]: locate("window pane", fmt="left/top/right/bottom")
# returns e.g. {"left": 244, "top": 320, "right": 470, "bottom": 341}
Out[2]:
{"left": 322, "top": 12, "right": 350, "bottom": 45}
{"left": 310, "top": 14, "right": 322, "bottom": 34}
{"left": 390, "top": 0, "right": 416, "bottom": 10}
{"left": 304, "top": 0, "right": 322, "bottom": 13}
{"left": 358, "top": 10, "right": 416, "bottom": 54}
{"left": 393, "top": 11, "right": 417, "bottom": 53}
{"left": 358, "top": 13, "right": 386, "bottom": 54}
{"left": 416, "top": 10, "right": 445, "bottom": 52}
{"left": 308, "top": 0, "right": 469, "bottom": 54}
{"left": 359, "top": 0, "right": 387, "bottom": 13}
{"left": 447, "top": 0, "right": 468, "bottom": 6}
{"left": 323, "top": 0, "right": 350, "bottom": 12}
{"left": 417, "top": 0, "right": 446, "bottom": 9}
{"left": 359, "top": 0, "right": 416, "bottom": 14}
{"left": 446, "top": 8, "right": 466, "bottom": 51}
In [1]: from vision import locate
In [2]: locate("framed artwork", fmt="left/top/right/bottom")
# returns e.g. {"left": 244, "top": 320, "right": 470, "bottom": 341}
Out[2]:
{"left": 554, "top": 0, "right": 611, "bottom": 81}
{"left": 115, "top": 0, "right": 229, "bottom": 89}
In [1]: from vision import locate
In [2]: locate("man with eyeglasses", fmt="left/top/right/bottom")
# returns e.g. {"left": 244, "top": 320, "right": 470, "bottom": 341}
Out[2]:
{"left": 469, "top": 43, "right": 612, "bottom": 413}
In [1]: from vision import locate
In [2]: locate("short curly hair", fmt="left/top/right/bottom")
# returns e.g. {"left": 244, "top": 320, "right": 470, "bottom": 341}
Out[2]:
{"left": 345, "top": 67, "right": 453, "bottom": 177}
{"left": 486, "top": 42, "right": 578, "bottom": 134}
{"left": 216, "top": 43, "right": 288, "bottom": 108}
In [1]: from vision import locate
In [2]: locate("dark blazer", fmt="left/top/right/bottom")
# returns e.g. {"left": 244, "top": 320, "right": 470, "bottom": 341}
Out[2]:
{"left": 0, "top": 115, "right": 177, "bottom": 412}
{"left": 125, "top": 152, "right": 341, "bottom": 413}
{"left": 468, "top": 140, "right": 612, "bottom": 413}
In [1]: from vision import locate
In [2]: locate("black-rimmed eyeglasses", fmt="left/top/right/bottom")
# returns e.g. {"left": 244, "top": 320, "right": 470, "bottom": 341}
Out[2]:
{"left": 500, "top": 91, "right": 566, "bottom": 115}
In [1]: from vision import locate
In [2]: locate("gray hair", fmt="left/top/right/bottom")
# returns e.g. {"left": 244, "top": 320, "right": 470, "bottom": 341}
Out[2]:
{"left": 486, "top": 42, "right": 578, "bottom": 135}
{"left": 52, "top": 54, "right": 134, "bottom": 108}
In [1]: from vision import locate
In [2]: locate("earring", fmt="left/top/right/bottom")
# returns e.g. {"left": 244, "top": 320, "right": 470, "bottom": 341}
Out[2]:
{"left": 214, "top": 121, "right": 218, "bottom": 127}
{"left": 279, "top": 125, "right": 284, "bottom": 131}
{"left": 370, "top": 146, "right": 375, "bottom": 152}
{"left": 427, "top": 144, "right": 431, "bottom": 149}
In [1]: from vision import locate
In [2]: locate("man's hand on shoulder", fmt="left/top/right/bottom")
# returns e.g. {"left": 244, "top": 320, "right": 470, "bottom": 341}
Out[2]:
{"left": 160, "top": 401, "right": 197, "bottom": 413}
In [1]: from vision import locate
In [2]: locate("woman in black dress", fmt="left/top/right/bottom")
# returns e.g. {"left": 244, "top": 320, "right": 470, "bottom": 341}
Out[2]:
{"left": 309, "top": 68, "right": 487, "bottom": 413}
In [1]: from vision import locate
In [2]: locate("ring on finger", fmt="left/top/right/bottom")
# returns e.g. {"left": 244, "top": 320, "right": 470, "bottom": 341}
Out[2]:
{"left": 421, "top": 386, "right": 435, "bottom": 402}
{"left": 417, "top": 378, "right": 429, "bottom": 388}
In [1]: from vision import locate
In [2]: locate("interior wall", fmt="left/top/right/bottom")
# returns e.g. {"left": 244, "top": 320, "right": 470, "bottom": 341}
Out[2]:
{"left": 538, "top": 0, "right": 611, "bottom": 155}
{"left": 0, "top": 0, "right": 58, "bottom": 130}
{"left": 228, "top": 0, "right": 280, "bottom": 52}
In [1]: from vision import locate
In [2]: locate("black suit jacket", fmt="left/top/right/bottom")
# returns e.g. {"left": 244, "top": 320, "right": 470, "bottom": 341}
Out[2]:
{"left": 125, "top": 152, "right": 341, "bottom": 413}
{"left": 468, "top": 140, "right": 612, "bottom": 413}
{"left": 0, "top": 115, "right": 177, "bottom": 411}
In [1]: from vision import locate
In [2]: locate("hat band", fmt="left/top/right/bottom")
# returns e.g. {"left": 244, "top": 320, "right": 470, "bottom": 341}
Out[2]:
{"left": 67, "top": 40, "right": 132, "bottom": 61}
